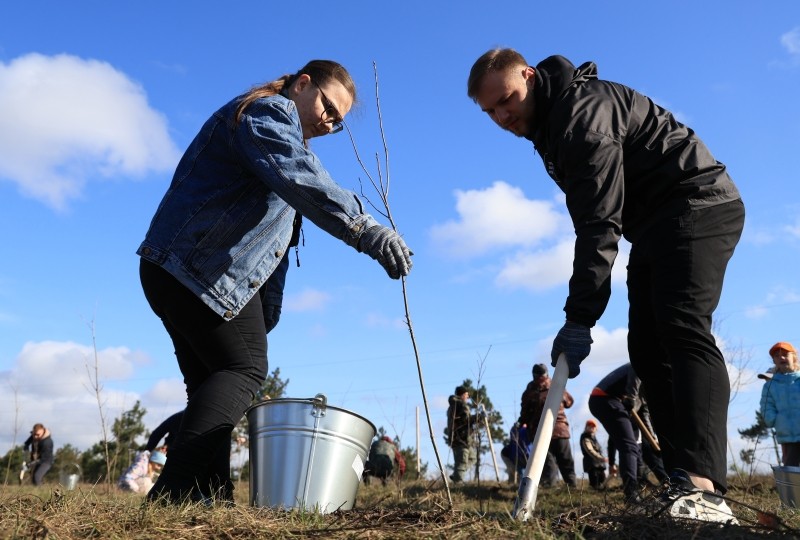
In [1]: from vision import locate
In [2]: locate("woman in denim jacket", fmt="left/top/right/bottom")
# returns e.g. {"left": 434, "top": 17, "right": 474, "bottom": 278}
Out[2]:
{"left": 760, "top": 342, "right": 800, "bottom": 467}
{"left": 137, "top": 60, "right": 412, "bottom": 504}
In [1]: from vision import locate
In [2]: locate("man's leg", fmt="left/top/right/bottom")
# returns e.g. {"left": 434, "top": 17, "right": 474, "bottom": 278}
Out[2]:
{"left": 451, "top": 445, "right": 468, "bottom": 482}
{"left": 550, "top": 438, "right": 577, "bottom": 487}
{"left": 540, "top": 452, "right": 558, "bottom": 486}
{"left": 629, "top": 200, "right": 744, "bottom": 493}
{"left": 590, "top": 395, "right": 641, "bottom": 499}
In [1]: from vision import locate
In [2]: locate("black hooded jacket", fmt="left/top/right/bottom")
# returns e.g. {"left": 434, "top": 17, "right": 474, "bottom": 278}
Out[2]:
{"left": 528, "top": 56, "right": 741, "bottom": 327}
{"left": 446, "top": 395, "right": 477, "bottom": 447}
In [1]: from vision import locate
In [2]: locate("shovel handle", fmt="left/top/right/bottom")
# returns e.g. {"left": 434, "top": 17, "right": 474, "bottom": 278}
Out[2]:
{"left": 512, "top": 353, "right": 569, "bottom": 521}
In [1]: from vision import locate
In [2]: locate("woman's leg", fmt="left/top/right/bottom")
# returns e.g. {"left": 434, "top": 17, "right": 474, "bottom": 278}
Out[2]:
{"left": 140, "top": 260, "right": 267, "bottom": 502}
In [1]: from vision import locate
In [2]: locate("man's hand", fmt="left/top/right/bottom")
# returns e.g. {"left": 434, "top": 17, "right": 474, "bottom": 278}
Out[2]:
{"left": 476, "top": 403, "right": 487, "bottom": 420}
{"left": 358, "top": 225, "right": 413, "bottom": 279}
{"left": 550, "top": 321, "right": 592, "bottom": 378}
{"left": 622, "top": 395, "right": 637, "bottom": 412}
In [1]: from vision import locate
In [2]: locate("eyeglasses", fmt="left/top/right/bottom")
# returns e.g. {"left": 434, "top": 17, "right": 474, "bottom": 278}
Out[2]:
{"left": 312, "top": 80, "right": 344, "bottom": 134}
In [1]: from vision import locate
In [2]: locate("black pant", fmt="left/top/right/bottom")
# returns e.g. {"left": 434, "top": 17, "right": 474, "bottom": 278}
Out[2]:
{"left": 541, "top": 438, "right": 577, "bottom": 487}
{"left": 627, "top": 200, "right": 744, "bottom": 493}
{"left": 32, "top": 461, "right": 52, "bottom": 485}
{"left": 589, "top": 395, "right": 641, "bottom": 497}
{"left": 587, "top": 466, "right": 606, "bottom": 489}
{"left": 140, "top": 259, "right": 267, "bottom": 501}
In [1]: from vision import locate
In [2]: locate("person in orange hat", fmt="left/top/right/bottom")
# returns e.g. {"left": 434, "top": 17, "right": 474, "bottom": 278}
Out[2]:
{"left": 580, "top": 419, "right": 607, "bottom": 489}
{"left": 760, "top": 342, "right": 800, "bottom": 466}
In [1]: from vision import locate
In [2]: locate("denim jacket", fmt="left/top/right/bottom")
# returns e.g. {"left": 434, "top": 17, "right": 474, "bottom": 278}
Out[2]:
{"left": 760, "top": 371, "right": 800, "bottom": 443}
{"left": 137, "top": 94, "right": 379, "bottom": 320}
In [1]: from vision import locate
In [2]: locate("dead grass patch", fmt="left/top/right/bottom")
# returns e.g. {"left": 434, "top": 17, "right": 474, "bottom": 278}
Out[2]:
{"left": 0, "top": 475, "right": 797, "bottom": 539}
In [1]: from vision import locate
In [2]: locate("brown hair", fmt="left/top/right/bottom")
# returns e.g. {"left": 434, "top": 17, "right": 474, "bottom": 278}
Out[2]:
{"left": 235, "top": 59, "right": 357, "bottom": 123}
{"left": 467, "top": 48, "right": 530, "bottom": 101}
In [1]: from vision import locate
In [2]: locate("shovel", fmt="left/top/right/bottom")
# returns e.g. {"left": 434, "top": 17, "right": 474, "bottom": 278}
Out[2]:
{"left": 631, "top": 409, "right": 661, "bottom": 452}
{"left": 512, "top": 353, "right": 569, "bottom": 521}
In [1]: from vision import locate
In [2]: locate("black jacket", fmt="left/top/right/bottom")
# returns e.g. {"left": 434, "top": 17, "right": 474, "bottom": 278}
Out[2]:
{"left": 446, "top": 395, "right": 476, "bottom": 447}
{"left": 580, "top": 431, "right": 605, "bottom": 470}
{"left": 595, "top": 363, "right": 641, "bottom": 401}
{"left": 24, "top": 430, "right": 54, "bottom": 464}
{"left": 529, "top": 56, "right": 741, "bottom": 327}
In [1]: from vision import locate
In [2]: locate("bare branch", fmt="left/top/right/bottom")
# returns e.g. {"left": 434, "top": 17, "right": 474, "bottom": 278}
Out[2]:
{"left": 346, "top": 61, "right": 452, "bottom": 507}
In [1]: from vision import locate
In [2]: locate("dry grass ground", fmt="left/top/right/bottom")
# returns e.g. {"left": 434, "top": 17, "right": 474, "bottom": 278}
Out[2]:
{"left": 1, "top": 475, "right": 798, "bottom": 539}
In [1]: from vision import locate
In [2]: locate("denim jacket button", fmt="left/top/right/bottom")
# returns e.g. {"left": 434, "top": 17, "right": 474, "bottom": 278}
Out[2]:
{"left": 224, "top": 310, "right": 233, "bottom": 319}
{"left": 249, "top": 280, "right": 261, "bottom": 288}
{"left": 274, "top": 250, "right": 282, "bottom": 258}
{"left": 142, "top": 247, "right": 151, "bottom": 255}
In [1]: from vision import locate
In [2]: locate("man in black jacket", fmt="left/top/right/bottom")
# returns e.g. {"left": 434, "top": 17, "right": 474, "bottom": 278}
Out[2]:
{"left": 467, "top": 49, "right": 743, "bottom": 524}
{"left": 446, "top": 385, "right": 479, "bottom": 483}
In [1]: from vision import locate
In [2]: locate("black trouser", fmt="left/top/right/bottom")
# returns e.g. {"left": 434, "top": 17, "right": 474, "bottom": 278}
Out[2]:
{"left": 627, "top": 200, "right": 744, "bottom": 493}
{"left": 541, "top": 438, "right": 577, "bottom": 487}
{"left": 32, "top": 461, "right": 52, "bottom": 485}
{"left": 589, "top": 395, "right": 641, "bottom": 497}
{"left": 586, "top": 466, "right": 606, "bottom": 489}
{"left": 140, "top": 259, "right": 267, "bottom": 501}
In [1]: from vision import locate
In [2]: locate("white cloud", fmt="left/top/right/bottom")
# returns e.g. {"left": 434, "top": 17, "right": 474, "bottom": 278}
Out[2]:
{"left": 142, "top": 378, "right": 186, "bottom": 407}
{"left": 0, "top": 53, "right": 180, "bottom": 210}
{"left": 744, "top": 287, "right": 800, "bottom": 320}
{"left": 0, "top": 340, "right": 165, "bottom": 451}
{"left": 781, "top": 26, "right": 800, "bottom": 56}
{"left": 14, "top": 340, "right": 137, "bottom": 396}
{"left": 496, "top": 239, "right": 629, "bottom": 292}
{"left": 430, "top": 181, "right": 570, "bottom": 258}
{"left": 786, "top": 218, "right": 800, "bottom": 239}
{"left": 285, "top": 288, "right": 332, "bottom": 312}
{"left": 495, "top": 240, "right": 574, "bottom": 291}
{"left": 433, "top": 181, "right": 632, "bottom": 293}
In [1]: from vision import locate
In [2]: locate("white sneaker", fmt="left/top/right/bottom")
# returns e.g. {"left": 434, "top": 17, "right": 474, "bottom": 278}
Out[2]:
{"left": 668, "top": 490, "right": 739, "bottom": 525}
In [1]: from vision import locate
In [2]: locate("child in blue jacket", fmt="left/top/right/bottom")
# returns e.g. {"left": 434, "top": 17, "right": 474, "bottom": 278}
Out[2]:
{"left": 760, "top": 341, "right": 800, "bottom": 466}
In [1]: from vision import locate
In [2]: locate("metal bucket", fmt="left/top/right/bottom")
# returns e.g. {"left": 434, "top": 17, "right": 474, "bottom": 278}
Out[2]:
{"left": 773, "top": 465, "right": 800, "bottom": 508}
{"left": 59, "top": 463, "right": 81, "bottom": 490}
{"left": 247, "top": 394, "right": 376, "bottom": 513}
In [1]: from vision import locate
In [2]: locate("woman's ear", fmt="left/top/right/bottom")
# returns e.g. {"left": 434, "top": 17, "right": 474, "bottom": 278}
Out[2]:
{"left": 292, "top": 73, "right": 312, "bottom": 95}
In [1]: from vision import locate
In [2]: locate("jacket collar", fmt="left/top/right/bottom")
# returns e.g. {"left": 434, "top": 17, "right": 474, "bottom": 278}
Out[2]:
{"left": 529, "top": 55, "right": 597, "bottom": 149}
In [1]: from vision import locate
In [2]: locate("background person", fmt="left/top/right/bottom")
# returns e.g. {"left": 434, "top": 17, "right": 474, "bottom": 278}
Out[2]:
{"left": 468, "top": 48, "right": 742, "bottom": 524}
{"left": 518, "top": 363, "right": 577, "bottom": 488}
{"left": 118, "top": 450, "right": 167, "bottom": 494}
{"left": 588, "top": 363, "right": 645, "bottom": 503}
{"left": 137, "top": 59, "right": 412, "bottom": 505}
{"left": 446, "top": 385, "right": 479, "bottom": 483}
{"left": 500, "top": 422, "right": 529, "bottom": 484}
{"left": 363, "top": 435, "right": 406, "bottom": 486}
{"left": 23, "top": 423, "right": 54, "bottom": 486}
{"left": 760, "top": 341, "right": 800, "bottom": 467}
{"left": 580, "top": 419, "right": 607, "bottom": 489}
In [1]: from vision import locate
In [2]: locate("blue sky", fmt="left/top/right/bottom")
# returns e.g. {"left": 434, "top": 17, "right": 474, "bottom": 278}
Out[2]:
{"left": 1, "top": 1, "right": 799, "bottom": 479}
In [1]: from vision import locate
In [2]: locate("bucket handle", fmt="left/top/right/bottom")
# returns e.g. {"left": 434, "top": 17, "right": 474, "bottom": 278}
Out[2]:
{"left": 311, "top": 393, "right": 327, "bottom": 418}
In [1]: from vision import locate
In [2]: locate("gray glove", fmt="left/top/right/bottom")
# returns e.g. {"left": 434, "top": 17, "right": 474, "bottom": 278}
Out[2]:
{"left": 550, "top": 321, "right": 592, "bottom": 379}
{"left": 358, "top": 225, "right": 413, "bottom": 279}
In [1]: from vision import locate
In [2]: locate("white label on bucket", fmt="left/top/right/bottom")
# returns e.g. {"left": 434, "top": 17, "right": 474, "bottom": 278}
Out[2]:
{"left": 352, "top": 454, "right": 365, "bottom": 478}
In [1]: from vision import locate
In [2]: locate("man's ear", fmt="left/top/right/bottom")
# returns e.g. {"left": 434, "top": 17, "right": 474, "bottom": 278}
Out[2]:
{"left": 522, "top": 66, "right": 535, "bottom": 81}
